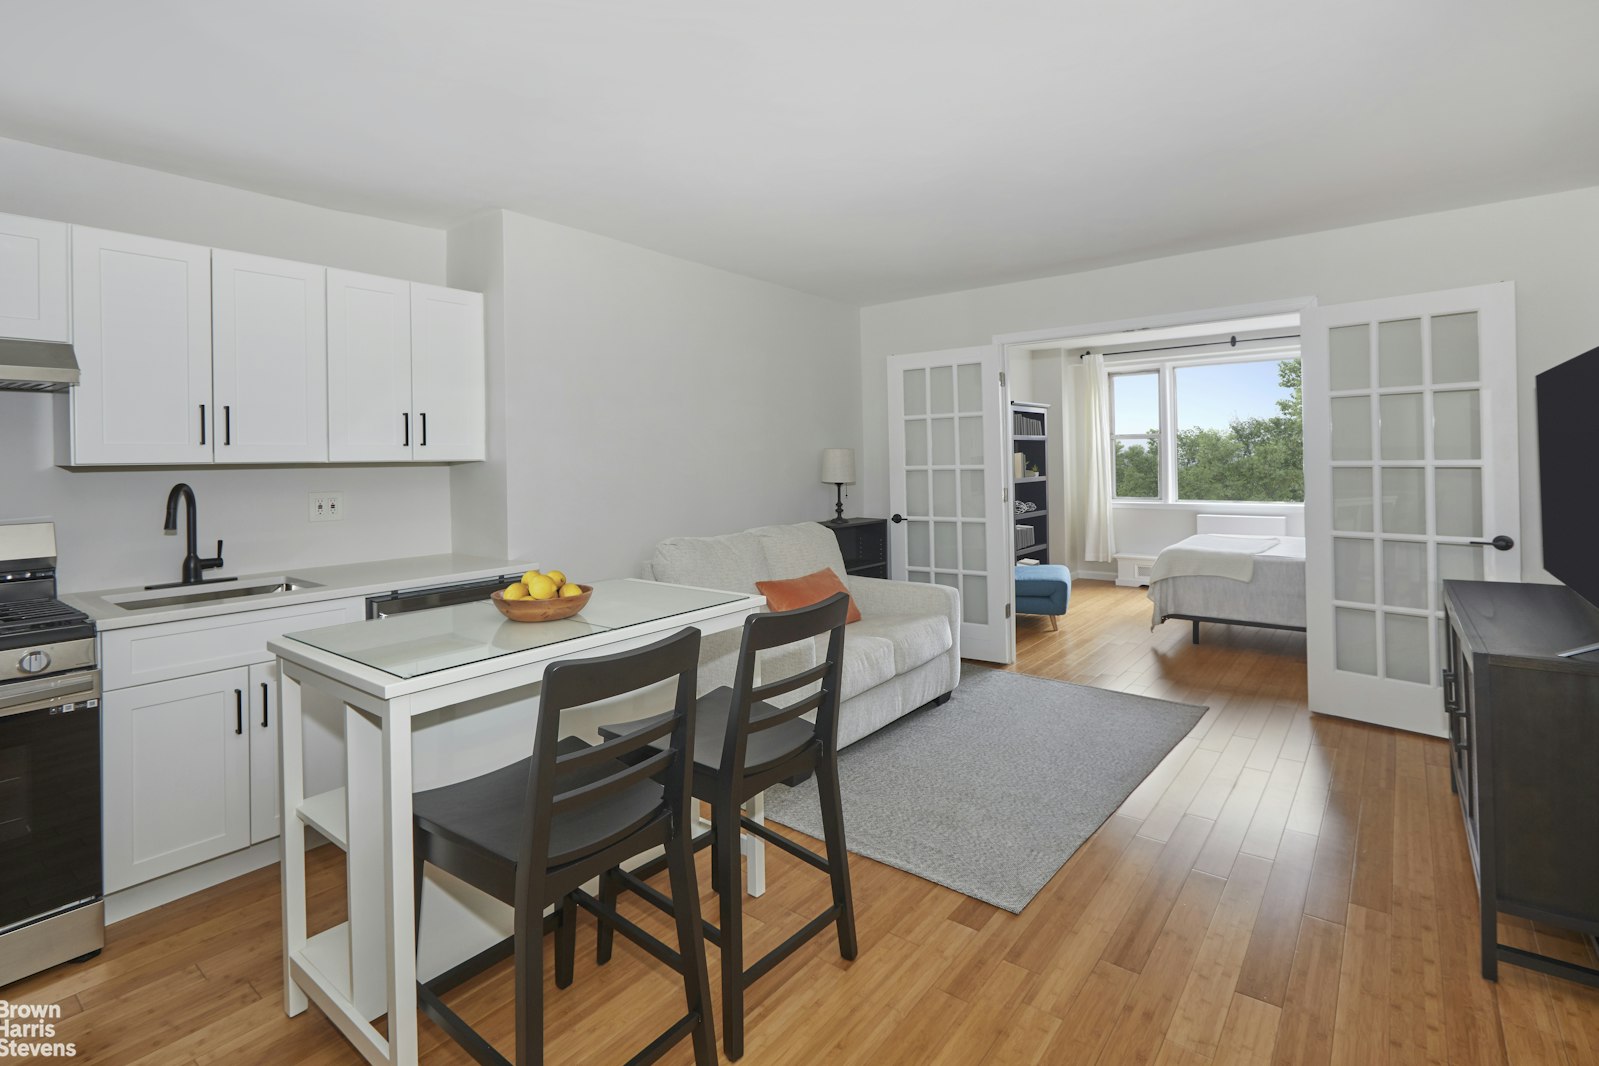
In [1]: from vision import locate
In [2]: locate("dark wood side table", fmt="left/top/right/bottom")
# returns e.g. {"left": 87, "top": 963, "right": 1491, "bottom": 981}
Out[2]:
{"left": 1442, "top": 579, "right": 1599, "bottom": 989}
{"left": 821, "top": 518, "right": 888, "bottom": 579}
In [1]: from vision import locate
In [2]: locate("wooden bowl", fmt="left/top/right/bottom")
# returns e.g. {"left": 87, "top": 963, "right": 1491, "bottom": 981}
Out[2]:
{"left": 490, "top": 584, "right": 593, "bottom": 622}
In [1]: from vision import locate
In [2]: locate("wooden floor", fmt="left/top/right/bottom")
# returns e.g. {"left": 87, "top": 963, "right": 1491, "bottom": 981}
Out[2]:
{"left": 10, "top": 579, "right": 1599, "bottom": 1064}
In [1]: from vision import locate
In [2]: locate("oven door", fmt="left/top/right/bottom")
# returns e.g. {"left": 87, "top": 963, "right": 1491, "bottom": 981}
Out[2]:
{"left": 0, "top": 670, "right": 102, "bottom": 932}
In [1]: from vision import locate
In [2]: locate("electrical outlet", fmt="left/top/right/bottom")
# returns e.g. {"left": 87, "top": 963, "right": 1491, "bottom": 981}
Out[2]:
{"left": 309, "top": 492, "right": 345, "bottom": 523}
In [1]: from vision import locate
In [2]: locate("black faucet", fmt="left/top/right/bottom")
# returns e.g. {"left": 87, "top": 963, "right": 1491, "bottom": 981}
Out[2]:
{"left": 163, "top": 483, "right": 225, "bottom": 585}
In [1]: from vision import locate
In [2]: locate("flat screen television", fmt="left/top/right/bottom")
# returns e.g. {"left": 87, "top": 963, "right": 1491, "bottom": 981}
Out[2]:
{"left": 1536, "top": 343, "right": 1599, "bottom": 611}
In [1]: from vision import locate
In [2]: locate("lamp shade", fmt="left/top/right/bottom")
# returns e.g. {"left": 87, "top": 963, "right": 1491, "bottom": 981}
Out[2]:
{"left": 820, "top": 448, "right": 856, "bottom": 485}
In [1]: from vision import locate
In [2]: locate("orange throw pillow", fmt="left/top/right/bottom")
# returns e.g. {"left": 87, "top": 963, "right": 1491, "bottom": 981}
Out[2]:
{"left": 755, "top": 567, "right": 862, "bottom": 624}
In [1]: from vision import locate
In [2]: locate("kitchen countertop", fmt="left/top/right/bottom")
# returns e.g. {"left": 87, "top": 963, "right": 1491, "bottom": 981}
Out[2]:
{"left": 64, "top": 553, "right": 535, "bottom": 631}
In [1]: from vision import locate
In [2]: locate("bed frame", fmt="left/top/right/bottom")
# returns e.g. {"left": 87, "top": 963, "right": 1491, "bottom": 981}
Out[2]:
{"left": 1161, "top": 613, "right": 1307, "bottom": 645}
{"left": 1158, "top": 514, "right": 1306, "bottom": 644}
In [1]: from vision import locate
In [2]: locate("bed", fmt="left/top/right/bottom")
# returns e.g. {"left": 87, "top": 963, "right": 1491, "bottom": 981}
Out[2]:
{"left": 1146, "top": 514, "right": 1306, "bottom": 643}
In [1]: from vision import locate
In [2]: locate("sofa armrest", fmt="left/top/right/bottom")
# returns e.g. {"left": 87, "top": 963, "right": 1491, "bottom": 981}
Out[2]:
{"left": 846, "top": 574, "right": 959, "bottom": 625}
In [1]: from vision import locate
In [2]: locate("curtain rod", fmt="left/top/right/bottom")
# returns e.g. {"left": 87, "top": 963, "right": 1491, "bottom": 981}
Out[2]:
{"left": 1078, "top": 333, "right": 1301, "bottom": 359}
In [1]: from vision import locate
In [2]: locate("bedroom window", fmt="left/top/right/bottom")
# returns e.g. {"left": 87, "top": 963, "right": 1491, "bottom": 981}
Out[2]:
{"left": 1174, "top": 357, "right": 1303, "bottom": 503}
{"left": 1108, "top": 352, "right": 1303, "bottom": 504}
{"left": 1110, "top": 371, "right": 1160, "bottom": 499}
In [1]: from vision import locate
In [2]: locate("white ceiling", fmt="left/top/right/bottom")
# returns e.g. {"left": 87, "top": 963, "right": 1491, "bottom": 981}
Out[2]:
{"left": 4, "top": 1, "right": 1597, "bottom": 305}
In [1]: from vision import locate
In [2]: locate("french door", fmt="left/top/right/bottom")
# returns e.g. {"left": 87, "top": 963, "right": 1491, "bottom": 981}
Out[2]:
{"left": 887, "top": 346, "right": 1015, "bottom": 663}
{"left": 1303, "top": 283, "right": 1519, "bottom": 737}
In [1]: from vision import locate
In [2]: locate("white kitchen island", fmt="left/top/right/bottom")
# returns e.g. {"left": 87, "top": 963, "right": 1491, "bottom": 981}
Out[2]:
{"left": 268, "top": 578, "right": 765, "bottom": 1066}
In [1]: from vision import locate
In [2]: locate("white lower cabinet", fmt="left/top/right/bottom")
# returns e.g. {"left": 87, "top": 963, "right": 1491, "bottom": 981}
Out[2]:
{"left": 100, "top": 595, "right": 363, "bottom": 895}
{"left": 103, "top": 667, "right": 253, "bottom": 893}
{"left": 249, "top": 660, "right": 281, "bottom": 845}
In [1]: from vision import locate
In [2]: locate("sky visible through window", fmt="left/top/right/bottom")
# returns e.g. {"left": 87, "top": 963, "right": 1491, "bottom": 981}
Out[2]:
{"left": 1177, "top": 360, "right": 1293, "bottom": 429}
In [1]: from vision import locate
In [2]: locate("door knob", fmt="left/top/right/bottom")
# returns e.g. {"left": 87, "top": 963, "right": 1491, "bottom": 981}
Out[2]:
{"left": 1469, "top": 535, "right": 1515, "bottom": 551}
{"left": 891, "top": 514, "right": 904, "bottom": 524}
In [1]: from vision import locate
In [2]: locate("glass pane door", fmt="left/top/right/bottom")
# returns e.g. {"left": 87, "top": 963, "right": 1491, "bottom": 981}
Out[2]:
{"left": 888, "top": 347, "right": 1013, "bottom": 663}
{"left": 1304, "top": 284, "right": 1518, "bottom": 737}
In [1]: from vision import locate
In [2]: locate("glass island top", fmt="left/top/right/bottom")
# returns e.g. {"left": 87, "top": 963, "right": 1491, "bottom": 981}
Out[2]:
{"left": 284, "top": 578, "right": 749, "bottom": 678}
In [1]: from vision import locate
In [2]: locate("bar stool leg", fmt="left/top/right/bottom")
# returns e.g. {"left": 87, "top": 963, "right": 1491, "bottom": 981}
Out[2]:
{"left": 816, "top": 752, "right": 857, "bottom": 960}
{"left": 715, "top": 796, "right": 746, "bottom": 1059}
{"left": 513, "top": 898, "right": 546, "bottom": 1066}
{"left": 595, "top": 870, "right": 617, "bottom": 965}
{"left": 666, "top": 823, "right": 718, "bottom": 1065}
{"left": 555, "top": 894, "right": 577, "bottom": 989}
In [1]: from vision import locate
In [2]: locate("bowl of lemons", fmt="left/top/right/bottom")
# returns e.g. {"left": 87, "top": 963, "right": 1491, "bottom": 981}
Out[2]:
{"left": 491, "top": 569, "right": 592, "bottom": 622}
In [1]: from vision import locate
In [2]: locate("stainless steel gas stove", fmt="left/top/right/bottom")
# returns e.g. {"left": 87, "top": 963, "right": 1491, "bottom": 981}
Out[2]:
{"left": 0, "top": 522, "right": 103, "bottom": 987}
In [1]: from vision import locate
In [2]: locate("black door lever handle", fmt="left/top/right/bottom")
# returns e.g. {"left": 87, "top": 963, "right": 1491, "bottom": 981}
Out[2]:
{"left": 1469, "top": 535, "right": 1515, "bottom": 551}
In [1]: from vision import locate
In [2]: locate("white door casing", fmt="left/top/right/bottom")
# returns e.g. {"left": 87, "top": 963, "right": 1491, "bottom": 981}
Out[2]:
{"left": 887, "top": 346, "right": 1015, "bottom": 663}
{"left": 1303, "top": 282, "right": 1519, "bottom": 737}
{"left": 328, "top": 269, "right": 413, "bottom": 462}
{"left": 69, "top": 227, "right": 212, "bottom": 465}
{"left": 212, "top": 250, "right": 328, "bottom": 463}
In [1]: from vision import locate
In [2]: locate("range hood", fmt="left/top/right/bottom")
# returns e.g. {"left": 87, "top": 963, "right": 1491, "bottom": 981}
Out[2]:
{"left": 0, "top": 339, "right": 79, "bottom": 392}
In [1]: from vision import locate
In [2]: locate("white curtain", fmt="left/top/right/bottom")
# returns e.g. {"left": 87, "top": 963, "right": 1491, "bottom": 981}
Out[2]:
{"left": 1071, "top": 351, "right": 1116, "bottom": 563}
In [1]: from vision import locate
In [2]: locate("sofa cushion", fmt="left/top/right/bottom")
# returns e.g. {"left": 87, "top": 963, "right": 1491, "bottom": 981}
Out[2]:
{"left": 749, "top": 523, "right": 849, "bottom": 581}
{"left": 648, "top": 530, "right": 769, "bottom": 594}
{"left": 756, "top": 568, "right": 861, "bottom": 624}
{"left": 846, "top": 612, "right": 953, "bottom": 675}
{"left": 837, "top": 632, "right": 897, "bottom": 702}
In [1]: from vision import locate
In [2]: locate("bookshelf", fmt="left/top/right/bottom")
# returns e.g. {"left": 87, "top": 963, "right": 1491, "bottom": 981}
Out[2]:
{"left": 1011, "top": 401, "right": 1050, "bottom": 564}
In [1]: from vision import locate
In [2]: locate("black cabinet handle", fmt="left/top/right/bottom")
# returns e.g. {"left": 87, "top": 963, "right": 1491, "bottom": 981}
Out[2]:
{"left": 403, "top": 412, "right": 410, "bottom": 447}
{"left": 223, "top": 405, "right": 232, "bottom": 446}
{"left": 199, "top": 404, "right": 206, "bottom": 446}
{"left": 420, "top": 412, "right": 428, "bottom": 446}
{"left": 235, "top": 689, "right": 243, "bottom": 735}
{"left": 1470, "top": 535, "right": 1515, "bottom": 551}
{"left": 261, "top": 682, "right": 269, "bottom": 728}
{"left": 891, "top": 514, "right": 904, "bottom": 523}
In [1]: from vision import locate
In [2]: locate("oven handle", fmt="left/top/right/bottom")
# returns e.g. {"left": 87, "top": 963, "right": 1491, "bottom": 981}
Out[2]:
{"left": 0, "top": 671, "right": 99, "bottom": 718}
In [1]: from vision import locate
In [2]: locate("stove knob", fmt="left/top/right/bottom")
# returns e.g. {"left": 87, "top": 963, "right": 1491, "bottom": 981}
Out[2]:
{"left": 18, "top": 650, "right": 51, "bottom": 674}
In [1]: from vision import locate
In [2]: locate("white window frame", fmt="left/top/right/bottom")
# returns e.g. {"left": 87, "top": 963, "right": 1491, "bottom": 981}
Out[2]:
{"left": 1109, "top": 369, "right": 1165, "bottom": 501}
{"left": 1108, "top": 344, "right": 1303, "bottom": 507}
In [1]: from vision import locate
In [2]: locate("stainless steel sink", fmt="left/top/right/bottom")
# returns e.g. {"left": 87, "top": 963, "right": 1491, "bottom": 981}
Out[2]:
{"left": 108, "top": 578, "right": 322, "bottom": 612}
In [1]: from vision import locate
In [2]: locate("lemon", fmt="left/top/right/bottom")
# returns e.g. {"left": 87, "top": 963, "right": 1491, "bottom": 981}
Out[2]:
{"left": 558, "top": 583, "right": 583, "bottom": 598}
{"left": 503, "top": 583, "right": 529, "bottom": 600}
{"left": 525, "top": 574, "right": 558, "bottom": 601}
{"left": 521, "top": 570, "right": 542, "bottom": 587}
{"left": 546, "top": 569, "right": 567, "bottom": 587}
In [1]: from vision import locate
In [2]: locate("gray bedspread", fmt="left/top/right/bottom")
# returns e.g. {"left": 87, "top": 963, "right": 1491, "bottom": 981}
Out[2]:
{"left": 1147, "top": 535, "right": 1306, "bottom": 629}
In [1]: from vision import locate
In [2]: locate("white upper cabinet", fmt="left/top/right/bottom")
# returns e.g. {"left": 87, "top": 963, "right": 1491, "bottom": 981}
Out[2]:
{"left": 69, "top": 227, "right": 212, "bottom": 465}
{"left": 0, "top": 212, "right": 70, "bottom": 342}
{"left": 327, "top": 269, "right": 413, "bottom": 462}
{"left": 410, "top": 283, "right": 486, "bottom": 462}
{"left": 45, "top": 211, "right": 484, "bottom": 467}
{"left": 212, "top": 250, "right": 328, "bottom": 463}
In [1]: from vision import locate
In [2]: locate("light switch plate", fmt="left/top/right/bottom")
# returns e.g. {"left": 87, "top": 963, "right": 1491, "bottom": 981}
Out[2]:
{"left": 309, "top": 492, "right": 345, "bottom": 522}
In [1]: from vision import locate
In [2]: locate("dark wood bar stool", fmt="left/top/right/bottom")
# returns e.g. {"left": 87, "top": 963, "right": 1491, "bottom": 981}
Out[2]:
{"left": 410, "top": 627, "right": 717, "bottom": 1066}
{"left": 596, "top": 593, "right": 855, "bottom": 1059}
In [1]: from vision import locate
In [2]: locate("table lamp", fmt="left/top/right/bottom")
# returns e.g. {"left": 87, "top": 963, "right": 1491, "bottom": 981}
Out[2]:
{"left": 821, "top": 448, "right": 855, "bottom": 524}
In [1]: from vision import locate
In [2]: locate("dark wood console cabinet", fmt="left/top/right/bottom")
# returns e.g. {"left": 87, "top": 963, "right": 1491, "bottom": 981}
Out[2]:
{"left": 1442, "top": 579, "right": 1599, "bottom": 988}
{"left": 823, "top": 518, "right": 888, "bottom": 579}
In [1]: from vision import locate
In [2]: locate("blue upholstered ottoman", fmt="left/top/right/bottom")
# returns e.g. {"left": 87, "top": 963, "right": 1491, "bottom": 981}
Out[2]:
{"left": 1014, "top": 564, "right": 1072, "bottom": 630}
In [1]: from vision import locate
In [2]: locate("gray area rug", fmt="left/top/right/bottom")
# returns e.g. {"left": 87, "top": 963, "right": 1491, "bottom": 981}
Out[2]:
{"left": 763, "top": 667, "right": 1205, "bottom": 913}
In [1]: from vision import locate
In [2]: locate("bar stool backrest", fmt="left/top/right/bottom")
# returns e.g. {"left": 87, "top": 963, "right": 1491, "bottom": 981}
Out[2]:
{"left": 723, "top": 591, "right": 850, "bottom": 781}
{"left": 524, "top": 626, "right": 702, "bottom": 871}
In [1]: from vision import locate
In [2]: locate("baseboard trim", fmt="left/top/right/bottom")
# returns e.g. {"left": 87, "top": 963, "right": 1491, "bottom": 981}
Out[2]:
{"left": 104, "top": 829, "right": 328, "bottom": 925}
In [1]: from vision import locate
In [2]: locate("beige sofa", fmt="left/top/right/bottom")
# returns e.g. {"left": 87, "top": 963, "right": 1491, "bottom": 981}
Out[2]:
{"left": 641, "top": 522, "right": 961, "bottom": 748}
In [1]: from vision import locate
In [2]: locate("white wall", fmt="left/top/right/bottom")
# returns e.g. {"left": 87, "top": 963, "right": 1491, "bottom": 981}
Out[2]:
{"left": 0, "top": 138, "right": 456, "bottom": 591}
{"left": 861, "top": 185, "right": 1599, "bottom": 581}
{"left": 448, "top": 210, "right": 862, "bottom": 577}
